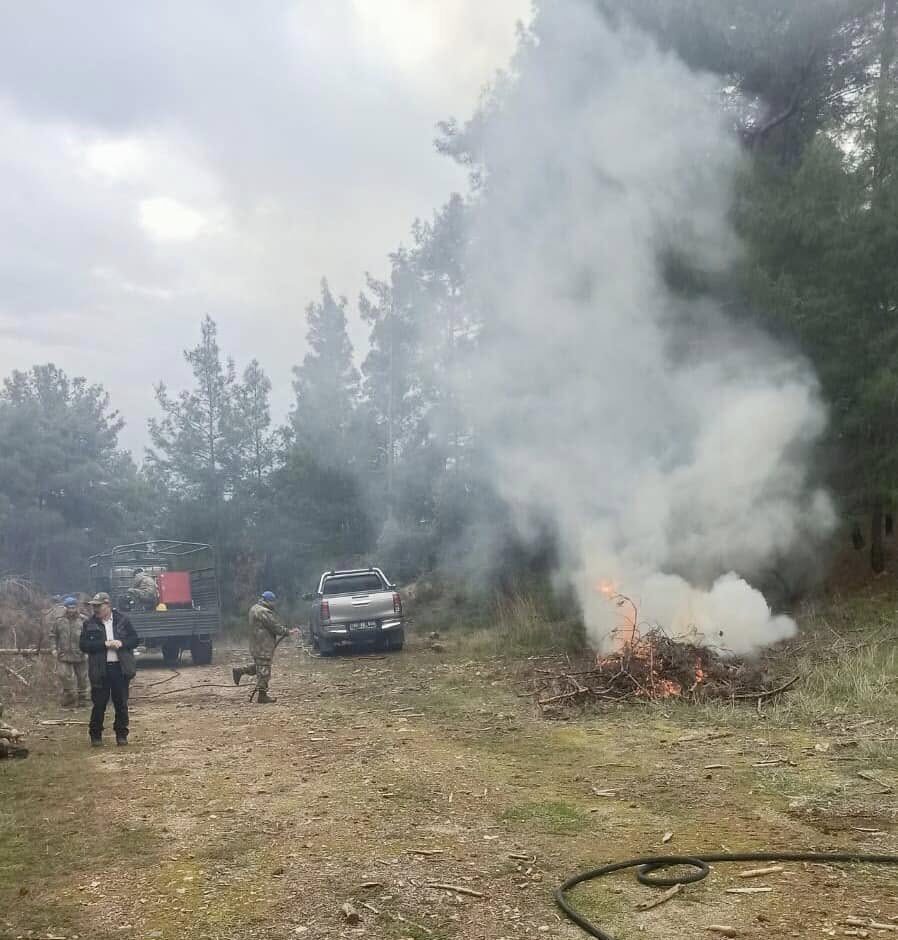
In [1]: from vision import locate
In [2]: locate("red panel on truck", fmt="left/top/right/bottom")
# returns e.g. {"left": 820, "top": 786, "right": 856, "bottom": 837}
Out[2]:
{"left": 158, "top": 571, "right": 192, "bottom": 605}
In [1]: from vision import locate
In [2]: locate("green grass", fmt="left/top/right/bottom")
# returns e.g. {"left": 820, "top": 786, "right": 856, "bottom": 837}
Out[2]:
{"left": 501, "top": 799, "right": 587, "bottom": 832}
{"left": 407, "top": 576, "right": 586, "bottom": 656}
{"left": 379, "top": 918, "right": 452, "bottom": 940}
{"left": 452, "top": 593, "right": 585, "bottom": 657}
{"left": 745, "top": 593, "right": 898, "bottom": 725}
{"left": 0, "top": 744, "right": 165, "bottom": 933}
{"left": 785, "top": 642, "right": 898, "bottom": 721}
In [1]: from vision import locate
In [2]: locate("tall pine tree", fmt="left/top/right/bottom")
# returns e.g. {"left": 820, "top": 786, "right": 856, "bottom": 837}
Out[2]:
{"left": 291, "top": 280, "right": 360, "bottom": 467}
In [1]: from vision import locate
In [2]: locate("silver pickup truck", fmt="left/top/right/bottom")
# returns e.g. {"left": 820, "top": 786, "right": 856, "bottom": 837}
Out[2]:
{"left": 305, "top": 567, "right": 404, "bottom": 656}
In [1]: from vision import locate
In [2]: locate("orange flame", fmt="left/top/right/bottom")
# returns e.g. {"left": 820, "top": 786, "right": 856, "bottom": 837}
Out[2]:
{"left": 598, "top": 583, "right": 638, "bottom": 649}
{"left": 594, "top": 578, "right": 617, "bottom": 598}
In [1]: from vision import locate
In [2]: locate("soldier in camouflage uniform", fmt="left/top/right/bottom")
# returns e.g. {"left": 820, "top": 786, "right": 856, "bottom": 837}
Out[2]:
{"left": 0, "top": 702, "right": 27, "bottom": 759}
{"left": 50, "top": 596, "right": 89, "bottom": 707}
{"left": 42, "top": 595, "right": 65, "bottom": 639}
{"left": 232, "top": 591, "right": 290, "bottom": 704}
{"left": 128, "top": 569, "right": 159, "bottom": 610}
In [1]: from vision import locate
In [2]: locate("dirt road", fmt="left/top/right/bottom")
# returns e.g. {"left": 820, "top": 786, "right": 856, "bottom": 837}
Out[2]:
{"left": 3, "top": 640, "right": 898, "bottom": 939}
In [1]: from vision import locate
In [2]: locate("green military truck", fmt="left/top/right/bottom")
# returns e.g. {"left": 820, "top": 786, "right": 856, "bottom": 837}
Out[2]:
{"left": 88, "top": 540, "right": 221, "bottom": 667}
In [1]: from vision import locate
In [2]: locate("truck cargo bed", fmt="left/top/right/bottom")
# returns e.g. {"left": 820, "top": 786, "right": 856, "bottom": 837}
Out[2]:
{"left": 129, "top": 609, "right": 219, "bottom": 642}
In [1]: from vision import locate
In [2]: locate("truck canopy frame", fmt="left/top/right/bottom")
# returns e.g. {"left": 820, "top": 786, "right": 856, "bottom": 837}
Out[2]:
{"left": 88, "top": 539, "right": 221, "bottom": 665}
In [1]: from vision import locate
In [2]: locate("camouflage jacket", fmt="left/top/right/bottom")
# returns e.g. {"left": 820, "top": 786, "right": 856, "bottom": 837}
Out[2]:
{"left": 132, "top": 573, "right": 158, "bottom": 598}
{"left": 0, "top": 702, "right": 23, "bottom": 742}
{"left": 50, "top": 610, "right": 87, "bottom": 662}
{"left": 249, "top": 602, "right": 288, "bottom": 661}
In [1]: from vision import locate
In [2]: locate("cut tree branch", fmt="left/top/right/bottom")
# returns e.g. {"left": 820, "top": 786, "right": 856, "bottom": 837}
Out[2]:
{"left": 745, "top": 46, "right": 818, "bottom": 149}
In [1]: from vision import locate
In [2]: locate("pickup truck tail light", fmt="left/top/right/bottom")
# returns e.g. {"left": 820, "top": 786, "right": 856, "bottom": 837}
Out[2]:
{"left": 392, "top": 592, "right": 402, "bottom": 615}
{"left": 320, "top": 599, "right": 331, "bottom": 623}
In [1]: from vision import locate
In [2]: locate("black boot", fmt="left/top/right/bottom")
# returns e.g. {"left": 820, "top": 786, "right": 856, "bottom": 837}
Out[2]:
{"left": 0, "top": 741, "right": 28, "bottom": 759}
{"left": 256, "top": 690, "right": 277, "bottom": 704}
{"left": 232, "top": 667, "right": 244, "bottom": 686}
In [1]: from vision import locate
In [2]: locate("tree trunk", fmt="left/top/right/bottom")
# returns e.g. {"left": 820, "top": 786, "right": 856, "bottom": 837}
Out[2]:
{"left": 871, "top": 501, "right": 886, "bottom": 573}
{"left": 866, "top": 10, "right": 896, "bottom": 576}
{"left": 875, "top": 0, "right": 898, "bottom": 185}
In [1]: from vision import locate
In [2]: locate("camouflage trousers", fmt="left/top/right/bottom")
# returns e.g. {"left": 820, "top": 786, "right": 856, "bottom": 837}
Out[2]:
{"left": 128, "top": 588, "right": 157, "bottom": 610}
{"left": 241, "top": 658, "right": 272, "bottom": 692}
{"left": 57, "top": 659, "right": 89, "bottom": 703}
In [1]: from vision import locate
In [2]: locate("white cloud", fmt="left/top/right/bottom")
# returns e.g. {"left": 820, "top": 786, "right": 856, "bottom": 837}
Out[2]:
{"left": 139, "top": 196, "right": 208, "bottom": 242}
{"left": 351, "top": 0, "right": 444, "bottom": 70}
{"left": 83, "top": 136, "right": 150, "bottom": 181}
{"left": 0, "top": 1, "right": 530, "bottom": 454}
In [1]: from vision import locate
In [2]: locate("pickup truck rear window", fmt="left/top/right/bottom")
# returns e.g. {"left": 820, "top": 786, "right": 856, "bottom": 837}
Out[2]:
{"left": 322, "top": 574, "right": 385, "bottom": 595}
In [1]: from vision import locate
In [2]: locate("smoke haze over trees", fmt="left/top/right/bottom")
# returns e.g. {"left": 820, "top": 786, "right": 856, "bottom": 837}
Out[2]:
{"left": 2, "top": 0, "right": 897, "bottom": 642}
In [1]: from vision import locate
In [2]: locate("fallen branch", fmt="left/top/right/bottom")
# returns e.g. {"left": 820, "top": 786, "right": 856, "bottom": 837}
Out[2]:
{"left": 136, "top": 683, "right": 243, "bottom": 701}
{"left": 537, "top": 688, "right": 591, "bottom": 707}
{"left": 394, "top": 912, "right": 432, "bottom": 935}
{"left": 844, "top": 916, "right": 897, "bottom": 932}
{"left": 425, "top": 883, "right": 486, "bottom": 898}
{"left": 133, "top": 669, "right": 181, "bottom": 689}
{"left": 532, "top": 630, "right": 798, "bottom": 710}
{"left": 1, "top": 663, "right": 29, "bottom": 686}
{"left": 857, "top": 770, "right": 894, "bottom": 793}
{"left": 737, "top": 866, "right": 783, "bottom": 879}
{"left": 635, "top": 883, "right": 683, "bottom": 911}
{"left": 732, "top": 676, "right": 800, "bottom": 701}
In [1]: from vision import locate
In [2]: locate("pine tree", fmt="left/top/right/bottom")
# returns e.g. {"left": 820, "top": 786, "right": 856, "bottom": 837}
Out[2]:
{"left": 146, "top": 316, "right": 239, "bottom": 505}
{"left": 233, "top": 359, "right": 278, "bottom": 488}
{"left": 291, "top": 280, "right": 360, "bottom": 467}
{"left": 0, "top": 364, "right": 144, "bottom": 588}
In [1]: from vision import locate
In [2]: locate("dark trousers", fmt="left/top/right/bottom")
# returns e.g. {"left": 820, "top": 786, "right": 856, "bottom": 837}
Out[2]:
{"left": 89, "top": 663, "right": 130, "bottom": 740}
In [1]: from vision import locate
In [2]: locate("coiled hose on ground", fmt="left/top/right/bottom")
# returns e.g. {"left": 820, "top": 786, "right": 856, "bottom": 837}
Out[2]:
{"left": 555, "top": 851, "right": 898, "bottom": 939}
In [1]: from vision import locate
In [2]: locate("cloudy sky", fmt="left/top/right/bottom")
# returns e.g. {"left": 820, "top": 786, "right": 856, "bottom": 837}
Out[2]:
{"left": 0, "top": 1, "right": 530, "bottom": 453}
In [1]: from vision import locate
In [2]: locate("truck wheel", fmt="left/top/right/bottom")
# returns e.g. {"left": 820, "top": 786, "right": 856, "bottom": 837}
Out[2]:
{"left": 388, "top": 629, "right": 405, "bottom": 652}
{"left": 162, "top": 641, "right": 181, "bottom": 668}
{"left": 190, "top": 638, "right": 213, "bottom": 666}
{"left": 318, "top": 637, "right": 335, "bottom": 657}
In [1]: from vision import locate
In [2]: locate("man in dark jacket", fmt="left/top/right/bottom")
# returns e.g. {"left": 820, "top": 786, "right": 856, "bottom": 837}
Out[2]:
{"left": 80, "top": 592, "right": 139, "bottom": 747}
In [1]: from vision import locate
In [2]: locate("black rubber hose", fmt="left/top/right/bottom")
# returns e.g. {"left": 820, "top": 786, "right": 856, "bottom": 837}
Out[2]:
{"left": 555, "top": 851, "right": 898, "bottom": 939}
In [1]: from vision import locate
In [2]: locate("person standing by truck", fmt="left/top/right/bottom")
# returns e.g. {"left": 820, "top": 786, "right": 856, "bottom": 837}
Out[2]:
{"left": 50, "top": 596, "right": 89, "bottom": 707}
{"left": 80, "top": 592, "right": 139, "bottom": 746}
{"left": 128, "top": 568, "right": 159, "bottom": 610}
{"left": 232, "top": 591, "right": 290, "bottom": 704}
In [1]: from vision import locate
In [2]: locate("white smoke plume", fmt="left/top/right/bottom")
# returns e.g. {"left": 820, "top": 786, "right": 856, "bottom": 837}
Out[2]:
{"left": 460, "top": 0, "right": 835, "bottom": 655}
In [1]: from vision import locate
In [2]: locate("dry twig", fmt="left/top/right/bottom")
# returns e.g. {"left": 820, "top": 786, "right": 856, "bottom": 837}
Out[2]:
{"left": 425, "top": 883, "right": 486, "bottom": 898}
{"left": 1, "top": 663, "right": 29, "bottom": 686}
{"left": 635, "top": 883, "right": 683, "bottom": 911}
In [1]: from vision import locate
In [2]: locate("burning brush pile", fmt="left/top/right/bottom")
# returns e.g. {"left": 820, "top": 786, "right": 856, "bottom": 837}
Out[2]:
{"left": 533, "top": 594, "right": 798, "bottom": 712}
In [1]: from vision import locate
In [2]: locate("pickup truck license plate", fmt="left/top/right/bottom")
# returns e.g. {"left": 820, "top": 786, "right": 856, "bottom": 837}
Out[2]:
{"left": 349, "top": 620, "right": 378, "bottom": 631}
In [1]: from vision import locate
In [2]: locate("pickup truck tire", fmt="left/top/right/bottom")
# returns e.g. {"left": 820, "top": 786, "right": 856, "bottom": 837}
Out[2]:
{"left": 387, "top": 628, "right": 405, "bottom": 652}
{"left": 318, "top": 637, "right": 336, "bottom": 657}
{"left": 190, "top": 638, "right": 213, "bottom": 666}
{"left": 162, "top": 641, "right": 181, "bottom": 668}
